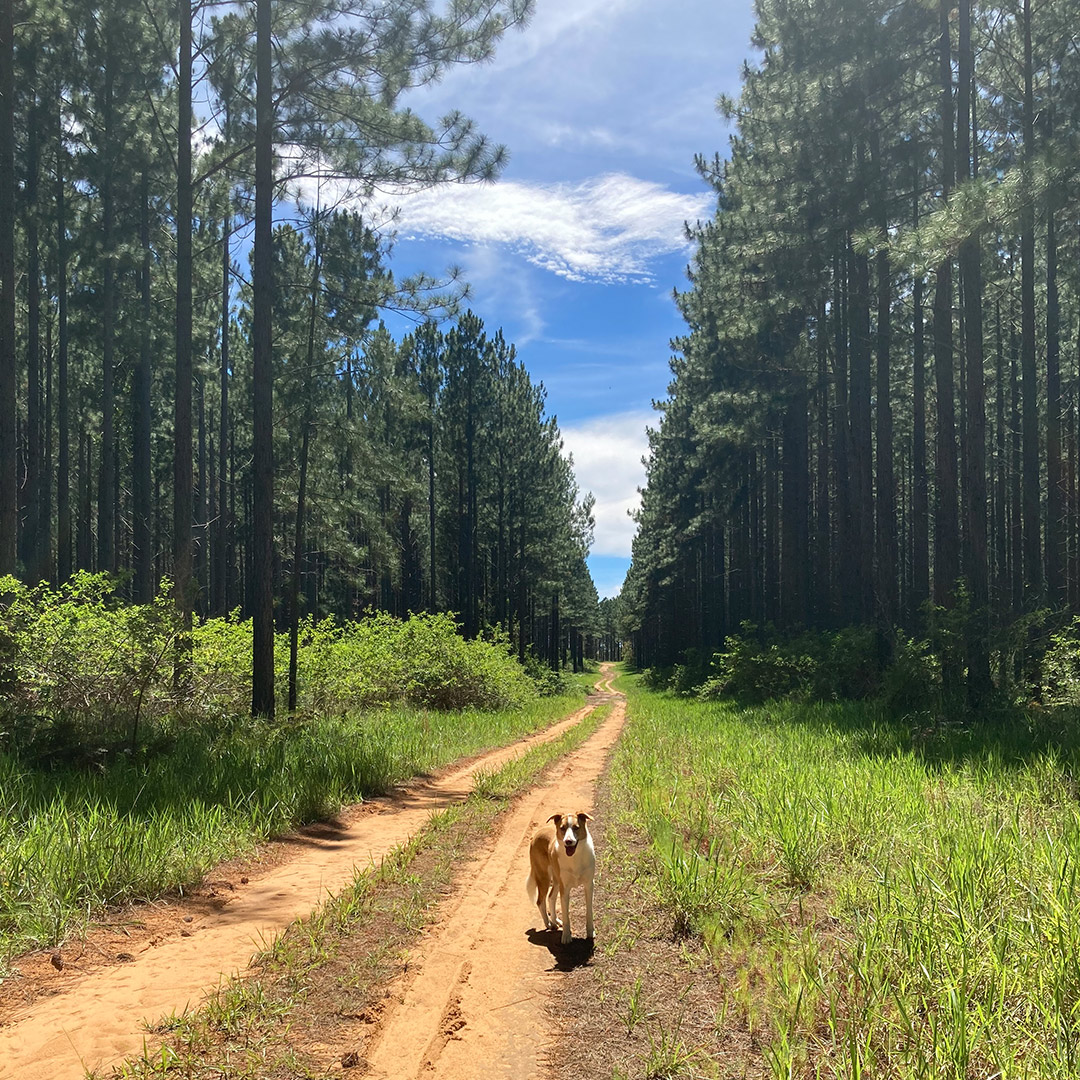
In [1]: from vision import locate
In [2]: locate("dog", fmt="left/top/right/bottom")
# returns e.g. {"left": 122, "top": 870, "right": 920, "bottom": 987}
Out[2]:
{"left": 526, "top": 811, "right": 595, "bottom": 945}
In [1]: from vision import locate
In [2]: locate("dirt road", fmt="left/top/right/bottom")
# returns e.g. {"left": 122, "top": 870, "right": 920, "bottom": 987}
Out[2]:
{"left": 0, "top": 673, "right": 623, "bottom": 1080}
{"left": 356, "top": 670, "right": 626, "bottom": 1079}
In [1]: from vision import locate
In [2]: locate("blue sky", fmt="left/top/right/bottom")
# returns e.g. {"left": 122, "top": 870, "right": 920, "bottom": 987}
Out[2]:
{"left": 389, "top": 0, "right": 759, "bottom": 598}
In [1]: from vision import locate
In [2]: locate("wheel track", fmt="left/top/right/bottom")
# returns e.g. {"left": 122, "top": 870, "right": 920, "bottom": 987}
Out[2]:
{"left": 356, "top": 672, "right": 627, "bottom": 1080}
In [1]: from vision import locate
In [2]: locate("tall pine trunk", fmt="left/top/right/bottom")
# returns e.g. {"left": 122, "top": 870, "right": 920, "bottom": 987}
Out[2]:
{"left": 133, "top": 172, "right": 153, "bottom": 602}
{"left": 0, "top": 0, "right": 13, "bottom": 573}
{"left": 781, "top": 382, "right": 809, "bottom": 627}
{"left": 23, "top": 79, "right": 41, "bottom": 577}
{"left": 933, "top": 0, "right": 959, "bottom": 607}
{"left": 251, "top": 0, "right": 275, "bottom": 717}
{"left": 175, "top": 0, "right": 194, "bottom": 661}
{"left": 213, "top": 209, "right": 230, "bottom": 615}
{"left": 958, "top": 0, "right": 990, "bottom": 699}
{"left": 1045, "top": 98, "right": 1064, "bottom": 605}
{"left": 870, "top": 130, "right": 896, "bottom": 629}
{"left": 1019, "top": 0, "right": 1041, "bottom": 603}
{"left": 849, "top": 232, "right": 874, "bottom": 625}
{"left": 56, "top": 93, "right": 71, "bottom": 582}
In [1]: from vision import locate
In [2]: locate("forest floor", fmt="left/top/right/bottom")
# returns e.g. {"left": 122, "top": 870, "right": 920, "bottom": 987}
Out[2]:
{"left": 0, "top": 667, "right": 628, "bottom": 1080}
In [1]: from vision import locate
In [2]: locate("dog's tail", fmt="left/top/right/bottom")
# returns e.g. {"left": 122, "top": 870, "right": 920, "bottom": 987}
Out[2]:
{"left": 526, "top": 871, "right": 538, "bottom": 904}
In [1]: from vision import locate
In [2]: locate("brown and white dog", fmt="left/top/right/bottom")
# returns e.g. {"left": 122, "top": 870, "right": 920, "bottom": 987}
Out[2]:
{"left": 526, "top": 811, "right": 595, "bottom": 945}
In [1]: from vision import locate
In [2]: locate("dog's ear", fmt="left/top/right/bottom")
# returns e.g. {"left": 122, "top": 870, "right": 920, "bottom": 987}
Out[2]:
{"left": 577, "top": 812, "right": 594, "bottom": 823}
{"left": 547, "top": 813, "right": 563, "bottom": 825}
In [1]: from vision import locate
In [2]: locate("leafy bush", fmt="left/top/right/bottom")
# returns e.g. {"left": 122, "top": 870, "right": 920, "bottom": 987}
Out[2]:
{"left": 700, "top": 638, "right": 816, "bottom": 703}
{"left": 0, "top": 575, "right": 538, "bottom": 755}
{"left": 879, "top": 634, "right": 940, "bottom": 716}
{"left": 698, "top": 625, "right": 884, "bottom": 704}
{"left": 1041, "top": 616, "right": 1080, "bottom": 707}
{"left": 519, "top": 649, "right": 573, "bottom": 696}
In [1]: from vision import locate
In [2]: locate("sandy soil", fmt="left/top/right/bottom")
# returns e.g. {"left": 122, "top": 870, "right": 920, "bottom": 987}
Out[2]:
{"left": 0, "top": 689, "right": 611, "bottom": 1080}
{"left": 351, "top": 669, "right": 627, "bottom": 1080}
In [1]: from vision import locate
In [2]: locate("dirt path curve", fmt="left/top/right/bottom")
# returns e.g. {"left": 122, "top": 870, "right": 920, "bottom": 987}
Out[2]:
{"left": 353, "top": 666, "right": 626, "bottom": 1080}
{"left": 0, "top": 686, "right": 616, "bottom": 1080}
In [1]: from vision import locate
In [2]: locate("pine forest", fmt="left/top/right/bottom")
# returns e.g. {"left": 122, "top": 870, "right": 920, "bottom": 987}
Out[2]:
{"left": 624, "top": 0, "right": 1080, "bottom": 705}
{"left": 0, "top": 0, "right": 603, "bottom": 718}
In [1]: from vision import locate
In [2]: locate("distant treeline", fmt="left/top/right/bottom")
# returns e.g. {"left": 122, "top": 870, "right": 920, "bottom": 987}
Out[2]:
{"left": 624, "top": 0, "right": 1080, "bottom": 698}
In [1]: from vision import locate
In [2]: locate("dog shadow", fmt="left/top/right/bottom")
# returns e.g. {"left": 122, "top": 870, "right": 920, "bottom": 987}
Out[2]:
{"left": 525, "top": 927, "right": 595, "bottom": 971}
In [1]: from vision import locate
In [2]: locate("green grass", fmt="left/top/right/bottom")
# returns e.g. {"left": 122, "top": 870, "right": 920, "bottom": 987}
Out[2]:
{"left": 0, "top": 687, "right": 590, "bottom": 960}
{"left": 615, "top": 676, "right": 1080, "bottom": 1079}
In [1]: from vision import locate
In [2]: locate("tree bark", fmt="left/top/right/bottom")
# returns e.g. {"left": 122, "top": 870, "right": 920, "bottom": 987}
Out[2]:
{"left": 133, "top": 171, "right": 154, "bottom": 602}
{"left": 933, "top": 0, "right": 959, "bottom": 607}
{"left": 958, "top": 0, "right": 990, "bottom": 700}
{"left": 1020, "top": 0, "right": 1041, "bottom": 603}
{"left": 175, "top": 0, "right": 194, "bottom": 663}
{"left": 251, "top": 0, "right": 275, "bottom": 717}
{"left": 0, "top": 0, "right": 12, "bottom": 574}
{"left": 56, "top": 93, "right": 71, "bottom": 583}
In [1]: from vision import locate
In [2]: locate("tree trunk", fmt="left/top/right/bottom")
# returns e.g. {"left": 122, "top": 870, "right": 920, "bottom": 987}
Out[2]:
{"left": 814, "top": 302, "right": 830, "bottom": 626}
{"left": 23, "top": 79, "right": 41, "bottom": 578}
{"left": 1045, "top": 99, "right": 1064, "bottom": 606}
{"left": 0, "top": 0, "right": 12, "bottom": 574}
{"left": 849, "top": 235, "right": 874, "bottom": 624}
{"left": 213, "top": 209, "right": 230, "bottom": 615}
{"left": 933, "top": 0, "right": 959, "bottom": 607}
{"left": 56, "top": 93, "right": 71, "bottom": 583}
{"left": 870, "top": 130, "right": 896, "bottom": 629}
{"left": 251, "top": 0, "right": 275, "bottom": 717}
{"left": 781, "top": 382, "right": 809, "bottom": 628}
{"left": 133, "top": 171, "right": 154, "bottom": 603}
{"left": 175, "top": 0, "right": 194, "bottom": 665}
{"left": 1020, "top": 0, "right": 1041, "bottom": 603}
{"left": 958, "top": 0, "right": 990, "bottom": 700}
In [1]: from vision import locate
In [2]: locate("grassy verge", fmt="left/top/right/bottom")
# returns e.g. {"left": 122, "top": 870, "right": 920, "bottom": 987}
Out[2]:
{"left": 104, "top": 699, "right": 611, "bottom": 1080}
{"left": 551, "top": 675, "right": 1080, "bottom": 1079}
{"left": 1, "top": 683, "right": 595, "bottom": 959}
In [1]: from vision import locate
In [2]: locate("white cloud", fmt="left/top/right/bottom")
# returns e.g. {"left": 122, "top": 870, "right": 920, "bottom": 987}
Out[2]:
{"left": 395, "top": 172, "right": 709, "bottom": 283}
{"left": 562, "top": 410, "right": 652, "bottom": 558}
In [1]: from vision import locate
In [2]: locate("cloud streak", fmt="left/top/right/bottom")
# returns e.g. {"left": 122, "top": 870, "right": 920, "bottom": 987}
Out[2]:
{"left": 562, "top": 410, "right": 652, "bottom": 558}
{"left": 394, "top": 172, "right": 710, "bottom": 284}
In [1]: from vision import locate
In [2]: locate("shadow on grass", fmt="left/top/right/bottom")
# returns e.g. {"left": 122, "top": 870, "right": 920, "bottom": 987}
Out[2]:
{"left": 525, "top": 926, "right": 595, "bottom": 971}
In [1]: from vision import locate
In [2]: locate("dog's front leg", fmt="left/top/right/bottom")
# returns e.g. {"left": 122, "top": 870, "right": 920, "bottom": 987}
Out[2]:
{"left": 584, "top": 877, "right": 594, "bottom": 940}
{"left": 560, "top": 886, "right": 572, "bottom": 944}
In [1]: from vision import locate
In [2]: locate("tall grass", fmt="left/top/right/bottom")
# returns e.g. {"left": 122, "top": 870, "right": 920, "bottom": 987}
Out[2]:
{"left": 0, "top": 689, "right": 590, "bottom": 959}
{"left": 615, "top": 676, "right": 1080, "bottom": 1078}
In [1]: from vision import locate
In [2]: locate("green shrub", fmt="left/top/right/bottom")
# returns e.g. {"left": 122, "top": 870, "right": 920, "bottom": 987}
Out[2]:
{"left": 0, "top": 575, "right": 538, "bottom": 754}
{"left": 519, "top": 649, "right": 573, "bottom": 696}
{"left": 879, "top": 634, "right": 940, "bottom": 716}
{"left": 701, "top": 638, "right": 816, "bottom": 703}
{"left": 1041, "top": 616, "right": 1080, "bottom": 707}
{"left": 698, "top": 625, "right": 884, "bottom": 704}
{"left": 640, "top": 666, "right": 674, "bottom": 690}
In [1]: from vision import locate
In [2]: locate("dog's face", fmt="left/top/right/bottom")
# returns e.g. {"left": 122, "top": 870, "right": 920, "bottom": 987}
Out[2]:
{"left": 547, "top": 811, "right": 593, "bottom": 858}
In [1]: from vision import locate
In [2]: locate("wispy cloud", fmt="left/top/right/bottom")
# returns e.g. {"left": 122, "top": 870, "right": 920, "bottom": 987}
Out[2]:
{"left": 394, "top": 172, "right": 709, "bottom": 284}
{"left": 562, "top": 410, "right": 652, "bottom": 558}
{"left": 456, "top": 245, "right": 546, "bottom": 345}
